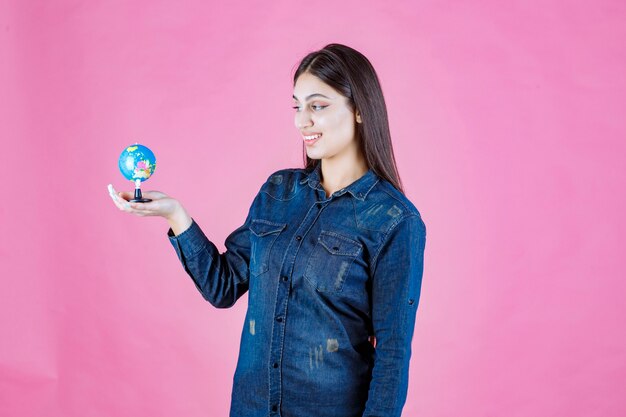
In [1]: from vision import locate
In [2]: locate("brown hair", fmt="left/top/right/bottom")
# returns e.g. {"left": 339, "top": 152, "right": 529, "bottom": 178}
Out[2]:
{"left": 293, "top": 43, "right": 404, "bottom": 193}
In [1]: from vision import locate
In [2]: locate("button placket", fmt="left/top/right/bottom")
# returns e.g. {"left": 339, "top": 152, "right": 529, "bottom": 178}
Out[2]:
{"left": 267, "top": 201, "right": 322, "bottom": 416}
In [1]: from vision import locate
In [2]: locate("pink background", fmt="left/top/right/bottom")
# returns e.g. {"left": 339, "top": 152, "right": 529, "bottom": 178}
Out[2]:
{"left": 1, "top": 0, "right": 625, "bottom": 416}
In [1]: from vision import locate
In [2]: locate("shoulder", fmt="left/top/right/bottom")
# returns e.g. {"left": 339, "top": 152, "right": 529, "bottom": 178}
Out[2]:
{"left": 257, "top": 167, "right": 309, "bottom": 201}
{"left": 356, "top": 174, "right": 425, "bottom": 234}
{"left": 373, "top": 176, "right": 422, "bottom": 218}
{"left": 264, "top": 167, "right": 308, "bottom": 185}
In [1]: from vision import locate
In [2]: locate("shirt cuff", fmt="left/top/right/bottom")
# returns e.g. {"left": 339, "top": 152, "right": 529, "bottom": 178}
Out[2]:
{"left": 167, "top": 218, "right": 208, "bottom": 258}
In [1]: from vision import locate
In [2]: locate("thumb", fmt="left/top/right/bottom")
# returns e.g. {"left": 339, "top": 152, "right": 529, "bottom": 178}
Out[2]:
{"left": 117, "top": 191, "right": 135, "bottom": 201}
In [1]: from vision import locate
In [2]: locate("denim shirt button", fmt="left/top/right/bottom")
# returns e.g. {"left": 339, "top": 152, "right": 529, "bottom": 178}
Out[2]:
{"left": 272, "top": 405, "right": 278, "bottom": 412}
{"left": 273, "top": 362, "right": 279, "bottom": 368}
{"left": 295, "top": 235, "right": 302, "bottom": 241}
{"left": 281, "top": 276, "right": 288, "bottom": 281}
{"left": 276, "top": 316, "right": 283, "bottom": 322}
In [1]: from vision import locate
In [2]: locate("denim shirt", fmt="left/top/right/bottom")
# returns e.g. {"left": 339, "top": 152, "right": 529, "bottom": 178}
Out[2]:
{"left": 167, "top": 162, "right": 427, "bottom": 417}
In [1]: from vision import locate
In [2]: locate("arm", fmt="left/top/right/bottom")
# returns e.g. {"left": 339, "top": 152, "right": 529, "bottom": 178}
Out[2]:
{"left": 167, "top": 193, "right": 260, "bottom": 309}
{"left": 108, "top": 182, "right": 257, "bottom": 308}
{"left": 362, "top": 214, "right": 427, "bottom": 417}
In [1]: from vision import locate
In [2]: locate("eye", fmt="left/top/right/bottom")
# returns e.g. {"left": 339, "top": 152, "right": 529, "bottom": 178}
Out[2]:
{"left": 291, "top": 104, "right": 328, "bottom": 112}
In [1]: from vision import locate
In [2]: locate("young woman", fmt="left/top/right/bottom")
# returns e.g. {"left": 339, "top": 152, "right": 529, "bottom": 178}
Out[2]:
{"left": 108, "top": 43, "right": 427, "bottom": 417}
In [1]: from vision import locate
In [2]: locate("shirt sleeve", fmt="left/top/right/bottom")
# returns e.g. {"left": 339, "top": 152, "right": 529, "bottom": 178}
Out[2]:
{"left": 166, "top": 192, "right": 260, "bottom": 309}
{"left": 362, "top": 214, "right": 427, "bottom": 417}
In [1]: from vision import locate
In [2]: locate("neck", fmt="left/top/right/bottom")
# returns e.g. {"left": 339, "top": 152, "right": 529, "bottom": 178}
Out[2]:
{"left": 319, "top": 156, "right": 368, "bottom": 197}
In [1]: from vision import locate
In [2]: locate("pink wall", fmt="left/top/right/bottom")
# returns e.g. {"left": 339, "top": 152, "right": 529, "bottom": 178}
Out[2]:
{"left": 1, "top": 0, "right": 624, "bottom": 416}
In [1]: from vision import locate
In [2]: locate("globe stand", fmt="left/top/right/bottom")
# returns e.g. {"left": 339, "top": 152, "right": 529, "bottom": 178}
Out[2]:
{"left": 130, "top": 179, "right": 152, "bottom": 203}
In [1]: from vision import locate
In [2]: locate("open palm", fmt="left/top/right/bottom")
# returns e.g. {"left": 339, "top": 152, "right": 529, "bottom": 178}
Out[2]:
{"left": 107, "top": 184, "right": 179, "bottom": 218}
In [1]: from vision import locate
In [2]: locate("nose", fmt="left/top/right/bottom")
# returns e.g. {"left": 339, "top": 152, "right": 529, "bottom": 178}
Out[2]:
{"left": 295, "top": 108, "right": 313, "bottom": 129}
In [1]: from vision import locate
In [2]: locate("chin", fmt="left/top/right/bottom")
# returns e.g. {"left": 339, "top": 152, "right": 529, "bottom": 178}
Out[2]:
{"left": 305, "top": 150, "right": 323, "bottom": 159}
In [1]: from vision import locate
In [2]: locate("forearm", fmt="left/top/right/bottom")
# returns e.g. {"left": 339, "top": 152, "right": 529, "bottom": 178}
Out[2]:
{"left": 362, "top": 314, "right": 416, "bottom": 416}
{"left": 168, "top": 216, "right": 252, "bottom": 309}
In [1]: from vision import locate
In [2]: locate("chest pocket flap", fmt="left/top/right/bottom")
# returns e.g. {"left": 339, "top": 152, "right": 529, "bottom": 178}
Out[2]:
{"left": 249, "top": 219, "right": 287, "bottom": 276}
{"left": 304, "top": 230, "right": 363, "bottom": 293}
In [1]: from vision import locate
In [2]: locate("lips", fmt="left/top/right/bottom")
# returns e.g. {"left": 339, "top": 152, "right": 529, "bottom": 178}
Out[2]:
{"left": 302, "top": 132, "right": 322, "bottom": 145}
{"left": 302, "top": 132, "right": 322, "bottom": 140}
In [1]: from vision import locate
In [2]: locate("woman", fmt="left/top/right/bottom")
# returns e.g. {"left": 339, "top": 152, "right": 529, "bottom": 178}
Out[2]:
{"left": 108, "top": 43, "right": 426, "bottom": 417}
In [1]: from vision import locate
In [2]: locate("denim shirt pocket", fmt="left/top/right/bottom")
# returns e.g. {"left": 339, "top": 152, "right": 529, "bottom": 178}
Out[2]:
{"left": 249, "top": 219, "right": 287, "bottom": 277}
{"left": 304, "top": 230, "right": 363, "bottom": 293}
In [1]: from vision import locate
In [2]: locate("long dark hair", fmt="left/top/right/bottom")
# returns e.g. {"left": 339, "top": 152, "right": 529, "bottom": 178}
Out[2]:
{"left": 293, "top": 43, "right": 404, "bottom": 194}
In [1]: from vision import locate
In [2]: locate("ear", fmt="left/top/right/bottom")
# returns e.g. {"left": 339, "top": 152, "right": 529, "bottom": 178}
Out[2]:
{"left": 356, "top": 111, "right": 362, "bottom": 124}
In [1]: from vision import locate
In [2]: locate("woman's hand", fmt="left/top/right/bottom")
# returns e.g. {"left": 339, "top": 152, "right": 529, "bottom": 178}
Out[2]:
{"left": 107, "top": 184, "right": 193, "bottom": 235}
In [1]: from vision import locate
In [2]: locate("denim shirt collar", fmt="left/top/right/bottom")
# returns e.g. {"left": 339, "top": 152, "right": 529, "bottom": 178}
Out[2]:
{"left": 299, "top": 162, "right": 379, "bottom": 201}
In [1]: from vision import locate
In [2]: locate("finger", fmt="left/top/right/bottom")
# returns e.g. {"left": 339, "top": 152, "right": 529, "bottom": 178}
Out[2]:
{"left": 140, "top": 190, "right": 167, "bottom": 199}
{"left": 127, "top": 204, "right": 157, "bottom": 217}
{"left": 109, "top": 183, "right": 134, "bottom": 201}
{"left": 129, "top": 201, "right": 152, "bottom": 210}
{"left": 112, "top": 195, "right": 131, "bottom": 211}
{"left": 128, "top": 201, "right": 160, "bottom": 213}
{"left": 108, "top": 184, "right": 132, "bottom": 211}
{"left": 118, "top": 191, "right": 135, "bottom": 201}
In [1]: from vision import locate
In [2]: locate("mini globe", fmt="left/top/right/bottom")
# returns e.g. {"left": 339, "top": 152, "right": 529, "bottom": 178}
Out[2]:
{"left": 118, "top": 143, "right": 157, "bottom": 203}
{"left": 118, "top": 144, "right": 157, "bottom": 182}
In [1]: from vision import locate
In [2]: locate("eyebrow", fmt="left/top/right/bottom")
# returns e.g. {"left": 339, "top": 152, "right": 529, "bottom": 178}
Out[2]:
{"left": 292, "top": 93, "right": 332, "bottom": 101}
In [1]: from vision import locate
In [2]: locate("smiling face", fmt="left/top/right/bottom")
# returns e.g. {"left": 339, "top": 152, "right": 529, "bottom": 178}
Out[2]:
{"left": 293, "top": 72, "right": 362, "bottom": 162}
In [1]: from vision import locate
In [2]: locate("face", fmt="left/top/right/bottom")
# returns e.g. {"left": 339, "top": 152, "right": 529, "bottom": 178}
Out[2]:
{"left": 293, "top": 72, "right": 362, "bottom": 162}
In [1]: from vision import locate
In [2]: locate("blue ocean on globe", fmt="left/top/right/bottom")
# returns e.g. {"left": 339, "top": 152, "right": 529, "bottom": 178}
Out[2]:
{"left": 118, "top": 144, "right": 157, "bottom": 182}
